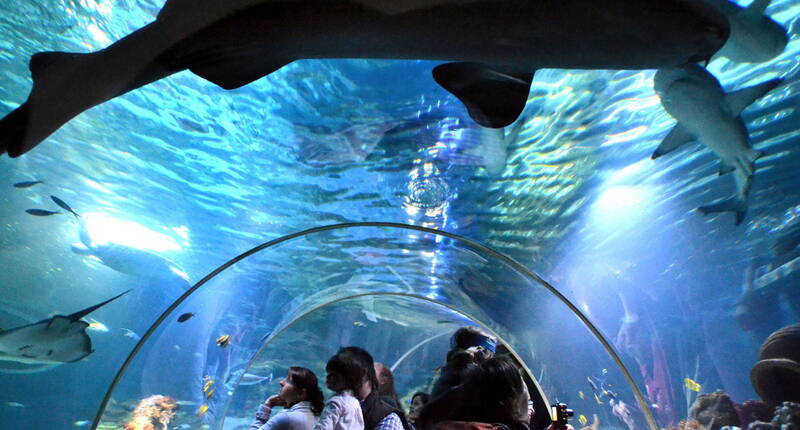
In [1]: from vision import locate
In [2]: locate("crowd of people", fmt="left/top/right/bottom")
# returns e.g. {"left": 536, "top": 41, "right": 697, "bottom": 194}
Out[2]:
{"left": 249, "top": 327, "right": 540, "bottom": 430}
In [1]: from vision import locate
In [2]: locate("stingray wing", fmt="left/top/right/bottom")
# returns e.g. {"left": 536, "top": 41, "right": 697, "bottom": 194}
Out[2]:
{"left": 0, "top": 290, "right": 130, "bottom": 364}
{"left": 0, "top": 317, "right": 92, "bottom": 364}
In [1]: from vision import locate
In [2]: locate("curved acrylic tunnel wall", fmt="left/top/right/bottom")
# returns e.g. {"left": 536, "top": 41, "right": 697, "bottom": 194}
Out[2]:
{"left": 93, "top": 223, "right": 657, "bottom": 430}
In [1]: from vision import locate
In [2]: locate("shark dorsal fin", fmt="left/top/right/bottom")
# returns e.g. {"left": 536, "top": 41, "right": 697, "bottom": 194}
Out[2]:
{"left": 725, "top": 78, "right": 783, "bottom": 116}
{"left": 433, "top": 62, "right": 534, "bottom": 129}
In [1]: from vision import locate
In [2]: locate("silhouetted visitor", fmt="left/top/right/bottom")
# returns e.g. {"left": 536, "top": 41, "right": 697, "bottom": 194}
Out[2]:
{"left": 426, "top": 356, "right": 532, "bottom": 430}
{"left": 430, "top": 327, "right": 497, "bottom": 399}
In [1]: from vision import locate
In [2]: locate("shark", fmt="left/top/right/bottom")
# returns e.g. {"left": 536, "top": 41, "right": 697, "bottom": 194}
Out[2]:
{"left": 705, "top": 0, "right": 789, "bottom": 63}
{"left": 0, "top": 0, "right": 730, "bottom": 157}
{"left": 652, "top": 63, "right": 782, "bottom": 225}
{"left": 72, "top": 220, "right": 191, "bottom": 289}
{"left": 0, "top": 290, "right": 130, "bottom": 364}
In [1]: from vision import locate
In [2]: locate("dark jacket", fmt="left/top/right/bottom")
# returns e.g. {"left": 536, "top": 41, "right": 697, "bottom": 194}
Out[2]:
{"left": 362, "top": 392, "right": 411, "bottom": 430}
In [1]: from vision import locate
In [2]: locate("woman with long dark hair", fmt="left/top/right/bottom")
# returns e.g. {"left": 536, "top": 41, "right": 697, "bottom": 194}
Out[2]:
{"left": 250, "top": 366, "right": 326, "bottom": 430}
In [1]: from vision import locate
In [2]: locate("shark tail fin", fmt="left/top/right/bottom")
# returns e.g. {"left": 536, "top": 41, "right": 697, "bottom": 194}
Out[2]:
{"left": 0, "top": 104, "right": 30, "bottom": 157}
{"left": 726, "top": 78, "right": 783, "bottom": 115}
{"left": 698, "top": 197, "right": 748, "bottom": 226}
{"left": 1, "top": 51, "right": 94, "bottom": 157}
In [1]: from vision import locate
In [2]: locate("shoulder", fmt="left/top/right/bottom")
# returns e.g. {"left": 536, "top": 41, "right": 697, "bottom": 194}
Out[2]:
{"left": 375, "top": 413, "right": 403, "bottom": 430}
{"left": 331, "top": 393, "right": 360, "bottom": 407}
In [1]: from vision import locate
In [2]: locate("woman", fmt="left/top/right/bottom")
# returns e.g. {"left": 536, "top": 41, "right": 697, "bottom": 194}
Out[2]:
{"left": 408, "top": 392, "right": 430, "bottom": 428}
{"left": 250, "top": 366, "right": 326, "bottom": 430}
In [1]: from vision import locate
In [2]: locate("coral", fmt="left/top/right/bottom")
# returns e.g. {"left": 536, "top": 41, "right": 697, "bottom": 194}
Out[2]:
{"left": 662, "top": 418, "right": 706, "bottom": 430}
{"left": 772, "top": 402, "right": 800, "bottom": 430}
{"left": 747, "top": 422, "right": 775, "bottom": 430}
{"left": 123, "top": 395, "right": 179, "bottom": 430}
{"left": 737, "top": 400, "right": 775, "bottom": 429}
{"left": 690, "top": 390, "right": 741, "bottom": 430}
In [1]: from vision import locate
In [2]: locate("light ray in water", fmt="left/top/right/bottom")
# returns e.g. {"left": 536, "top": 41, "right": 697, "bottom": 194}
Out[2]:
{"left": 82, "top": 213, "right": 182, "bottom": 252}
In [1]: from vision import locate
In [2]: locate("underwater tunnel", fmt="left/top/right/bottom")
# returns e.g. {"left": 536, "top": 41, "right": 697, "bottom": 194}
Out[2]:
{"left": 0, "top": 0, "right": 800, "bottom": 430}
{"left": 90, "top": 222, "right": 657, "bottom": 429}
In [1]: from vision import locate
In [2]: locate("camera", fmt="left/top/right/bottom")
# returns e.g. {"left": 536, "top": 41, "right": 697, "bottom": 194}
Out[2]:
{"left": 550, "top": 403, "right": 574, "bottom": 430}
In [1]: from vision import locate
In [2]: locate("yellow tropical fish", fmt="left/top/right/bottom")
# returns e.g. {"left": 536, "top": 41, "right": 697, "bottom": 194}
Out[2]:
{"left": 216, "top": 334, "right": 232, "bottom": 347}
{"left": 198, "top": 404, "right": 209, "bottom": 416}
{"left": 353, "top": 321, "right": 366, "bottom": 327}
{"left": 203, "top": 379, "right": 215, "bottom": 393}
{"left": 578, "top": 391, "right": 585, "bottom": 400}
{"left": 593, "top": 393, "right": 604, "bottom": 405}
{"left": 86, "top": 318, "right": 109, "bottom": 333}
{"left": 206, "top": 388, "right": 215, "bottom": 399}
{"left": 684, "top": 378, "right": 701, "bottom": 392}
{"left": 579, "top": 415, "right": 588, "bottom": 426}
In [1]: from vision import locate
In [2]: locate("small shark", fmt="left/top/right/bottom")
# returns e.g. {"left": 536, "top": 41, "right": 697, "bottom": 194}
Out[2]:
{"left": 652, "top": 63, "right": 782, "bottom": 225}
{"left": 0, "top": 0, "right": 729, "bottom": 157}
{"left": 72, "top": 220, "right": 191, "bottom": 288}
{"left": 705, "top": 0, "right": 789, "bottom": 63}
{"left": 0, "top": 290, "right": 130, "bottom": 364}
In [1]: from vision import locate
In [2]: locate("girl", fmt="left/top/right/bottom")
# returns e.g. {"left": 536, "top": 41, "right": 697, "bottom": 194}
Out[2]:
{"left": 314, "top": 350, "right": 366, "bottom": 430}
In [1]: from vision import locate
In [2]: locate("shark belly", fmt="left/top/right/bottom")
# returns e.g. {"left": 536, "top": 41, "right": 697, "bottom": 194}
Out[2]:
{"left": 168, "top": 0, "right": 728, "bottom": 70}
{"left": 1, "top": 0, "right": 730, "bottom": 157}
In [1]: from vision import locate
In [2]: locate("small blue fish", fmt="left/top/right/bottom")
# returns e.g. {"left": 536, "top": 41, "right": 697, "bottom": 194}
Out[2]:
{"left": 26, "top": 209, "right": 60, "bottom": 217}
{"left": 50, "top": 195, "right": 80, "bottom": 218}
{"left": 13, "top": 180, "right": 44, "bottom": 188}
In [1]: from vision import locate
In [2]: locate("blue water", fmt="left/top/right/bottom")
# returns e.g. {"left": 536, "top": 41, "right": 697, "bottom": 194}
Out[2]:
{"left": 0, "top": 0, "right": 799, "bottom": 429}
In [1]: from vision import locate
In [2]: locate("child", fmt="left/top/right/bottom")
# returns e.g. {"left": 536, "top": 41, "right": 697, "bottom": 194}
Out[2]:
{"left": 313, "top": 350, "right": 366, "bottom": 430}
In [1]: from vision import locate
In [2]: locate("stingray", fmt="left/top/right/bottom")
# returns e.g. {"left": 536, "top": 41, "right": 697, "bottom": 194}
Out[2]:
{"left": 0, "top": 0, "right": 729, "bottom": 157}
{"left": 0, "top": 290, "right": 130, "bottom": 364}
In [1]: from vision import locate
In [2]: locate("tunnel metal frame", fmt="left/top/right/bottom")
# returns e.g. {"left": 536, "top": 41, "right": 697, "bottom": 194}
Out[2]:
{"left": 90, "top": 221, "right": 658, "bottom": 430}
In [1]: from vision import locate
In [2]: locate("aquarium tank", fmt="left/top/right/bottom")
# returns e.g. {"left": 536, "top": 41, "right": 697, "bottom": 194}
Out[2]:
{"left": 0, "top": 1, "right": 799, "bottom": 429}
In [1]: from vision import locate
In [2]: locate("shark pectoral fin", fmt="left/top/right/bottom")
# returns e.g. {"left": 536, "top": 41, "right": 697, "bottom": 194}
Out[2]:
{"left": 697, "top": 197, "right": 748, "bottom": 226}
{"left": 189, "top": 57, "right": 289, "bottom": 90}
{"left": 651, "top": 124, "right": 693, "bottom": 159}
{"left": 725, "top": 78, "right": 783, "bottom": 115}
{"left": 432, "top": 62, "right": 534, "bottom": 128}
